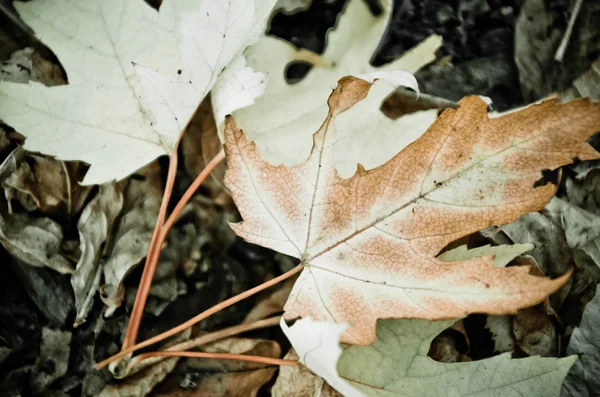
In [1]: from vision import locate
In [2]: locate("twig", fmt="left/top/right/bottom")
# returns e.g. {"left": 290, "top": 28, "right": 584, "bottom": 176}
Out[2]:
{"left": 125, "top": 316, "right": 282, "bottom": 376}
{"left": 96, "top": 264, "right": 304, "bottom": 369}
{"left": 554, "top": 0, "right": 584, "bottom": 62}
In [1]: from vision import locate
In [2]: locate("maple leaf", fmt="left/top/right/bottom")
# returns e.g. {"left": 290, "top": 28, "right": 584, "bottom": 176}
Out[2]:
{"left": 215, "top": 0, "right": 442, "bottom": 176}
{"left": 224, "top": 75, "right": 600, "bottom": 345}
{"left": 0, "top": 0, "right": 276, "bottom": 185}
{"left": 280, "top": 317, "right": 576, "bottom": 397}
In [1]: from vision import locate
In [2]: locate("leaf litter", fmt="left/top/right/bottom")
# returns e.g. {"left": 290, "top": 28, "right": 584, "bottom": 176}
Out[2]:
{"left": 1, "top": 1, "right": 600, "bottom": 396}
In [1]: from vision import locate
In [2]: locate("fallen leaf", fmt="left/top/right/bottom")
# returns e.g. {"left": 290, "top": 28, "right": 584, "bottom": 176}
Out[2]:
{"left": 272, "top": 349, "right": 341, "bottom": 397}
{"left": 544, "top": 197, "right": 600, "bottom": 272}
{"left": 0, "top": 212, "right": 72, "bottom": 274}
{"left": 30, "top": 328, "right": 71, "bottom": 393}
{"left": 72, "top": 182, "right": 126, "bottom": 326}
{"left": 561, "top": 287, "right": 600, "bottom": 397}
{"left": 282, "top": 316, "right": 576, "bottom": 397}
{"left": 181, "top": 98, "right": 231, "bottom": 206}
{"left": 339, "top": 318, "right": 575, "bottom": 397}
{"left": 243, "top": 277, "right": 296, "bottom": 323}
{"left": 100, "top": 328, "right": 192, "bottom": 397}
{"left": 279, "top": 317, "right": 361, "bottom": 397}
{"left": 0, "top": 0, "right": 276, "bottom": 185}
{"left": 483, "top": 211, "right": 573, "bottom": 278}
{"left": 513, "top": 306, "right": 556, "bottom": 357}
{"left": 0, "top": 47, "right": 65, "bottom": 86}
{"left": 438, "top": 243, "right": 534, "bottom": 268}
{"left": 514, "top": 0, "right": 600, "bottom": 101}
{"left": 225, "top": 74, "right": 599, "bottom": 345}
{"left": 485, "top": 315, "right": 515, "bottom": 354}
{"left": 560, "top": 57, "right": 600, "bottom": 102}
{"left": 220, "top": 0, "right": 442, "bottom": 173}
{"left": 274, "top": 0, "right": 312, "bottom": 14}
{"left": 101, "top": 162, "right": 163, "bottom": 314}
{"left": 154, "top": 336, "right": 280, "bottom": 397}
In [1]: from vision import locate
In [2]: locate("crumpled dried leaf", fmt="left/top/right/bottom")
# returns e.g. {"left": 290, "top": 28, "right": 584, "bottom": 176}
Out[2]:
{"left": 483, "top": 211, "right": 573, "bottom": 278}
{"left": 99, "top": 357, "right": 180, "bottom": 397}
{"left": 279, "top": 317, "right": 359, "bottom": 396}
{"left": 272, "top": 349, "right": 341, "bottom": 397}
{"left": 274, "top": 0, "right": 312, "bottom": 14}
{"left": 221, "top": 0, "right": 442, "bottom": 173}
{"left": 243, "top": 277, "right": 295, "bottom": 323}
{"left": 154, "top": 336, "right": 280, "bottom": 397}
{"left": 485, "top": 315, "right": 515, "bottom": 354}
{"left": 100, "top": 328, "right": 192, "bottom": 397}
{"left": 544, "top": 197, "right": 600, "bottom": 273}
{"left": 101, "top": 162, "right": 163, "bottom": 314}
{"left": 515, "top": 0, "right": 600, "bottom": 101}
{"left": 0, "top": 146, "right": 92, "bottom": 217}
{"left": 438, "top": 243, "right": 534, "bottom": 268}
{"left": 181, "top": 98, "right": 231, "bottom": 206}
{"left": 225, "top": 74, "right": 598, "bottom": 345}
{"left": 561, "top": 287, "right": 600, "bottom": 397}
{"left": 0, "top": 47, "right": 65, "bottom": 86}
{"left": 0, "top": 212, "right": 72, "bottom": 274}
{"left": 560, "top": 58, "right": 600, "bottom": 102}
{"left": 72, "top": 182, "right": 126, "bottom": 326}
{"left": 513, "top": 306, "right": 556, "bottom": 357}
{"left": 31, "top": 328, "right": 71, "bottom": 393}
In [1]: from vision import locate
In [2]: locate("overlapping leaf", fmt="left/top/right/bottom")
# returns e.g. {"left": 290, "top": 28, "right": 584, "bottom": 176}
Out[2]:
{"left": 224, "top": 75, "right": 600, "bottom": 345}
{"left": 0, "top": 0, "right": 276, "bottom": 184}
{"left": 216, "top": 0, "right": 442, "bottom": 176}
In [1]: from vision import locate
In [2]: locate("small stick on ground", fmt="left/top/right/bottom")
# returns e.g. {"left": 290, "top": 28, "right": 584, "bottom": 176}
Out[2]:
{"left": 554, "top": 0, "right": 584, "bottom": 62}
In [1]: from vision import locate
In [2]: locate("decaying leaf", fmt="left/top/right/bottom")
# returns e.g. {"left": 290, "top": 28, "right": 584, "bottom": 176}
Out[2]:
{"left": 225, "top": 74, "right": 600, "bottom": 345}
{"left": 483, "top": 211, "right": 573, "bottom": 278}
{"left": 153, "top": 336, "right": 280, "bottom": 397}
{"left": 30, "top": 328, "right": 72, "bottom": 393}
{"left": 561, "top": 287, "right": 600, "bottom": 397}
{"left": 243, "top": 277, "right": 296, "bottom": 323}
{"left": 279, "top": 317, "right": 359, "bottom": 397}
{"left": 544, "top": 197, "right": 600, "bottom": 272}
{"left": 181, "top": 97, "right": 231, "bottom": 205}
{"left": 101, "top": 162, "right": 163, "bottom": 314}
{"left": 272, "top": 349, "right": 341, "bottom": 397}
{"left": 72, "top": 182, "right": 126, "bottom": 325}
{"left": 0, "top": 212, "right": 72, "bottom": 274}
{"left": 0, "top": 47, "right": 65, "bottom": 86}
{"left": 0, "top": 0, "right": 276, "bottom": 184}
{"left": 219, "top": 0, "right": 442, "bottom": 174}
{"left": 485, "top": 315, "right": 515, "bottom": 354}
{"left": 513, "top": 306, "right": 556, "bottom": 357}
{"left": 438, "top": 243, "right": 534, "bottom": 268}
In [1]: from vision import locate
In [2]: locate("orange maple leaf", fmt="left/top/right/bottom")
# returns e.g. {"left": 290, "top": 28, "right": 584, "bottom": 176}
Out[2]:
{"left": 224, "top": 76, "right": 600, "bottom": 345}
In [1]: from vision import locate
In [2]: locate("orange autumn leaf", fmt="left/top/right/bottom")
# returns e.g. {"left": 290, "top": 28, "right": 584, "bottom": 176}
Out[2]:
{"left": 224, "top": 76, "right": 600, "bottom": 345}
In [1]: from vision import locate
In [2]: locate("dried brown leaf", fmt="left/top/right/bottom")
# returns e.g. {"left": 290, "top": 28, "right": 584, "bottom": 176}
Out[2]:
{"left": 225, "top": 75, "right": 600, "bottom": 345}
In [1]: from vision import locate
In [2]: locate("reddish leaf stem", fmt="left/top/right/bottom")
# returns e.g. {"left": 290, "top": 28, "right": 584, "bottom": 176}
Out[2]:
{"left": 121, "top": 148, "right": 225, "bottom": 351}
{"left": 125, "top": 316, "right": 283, "bottom": 376}
{"left": 134, "top": 351, "right": 299, "bottom": 367}
{"left": 121, "top": 148, "right": 179, "bottom": 351}
{"left": 96, "top": 264, "right": 303, "bottom": 370}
